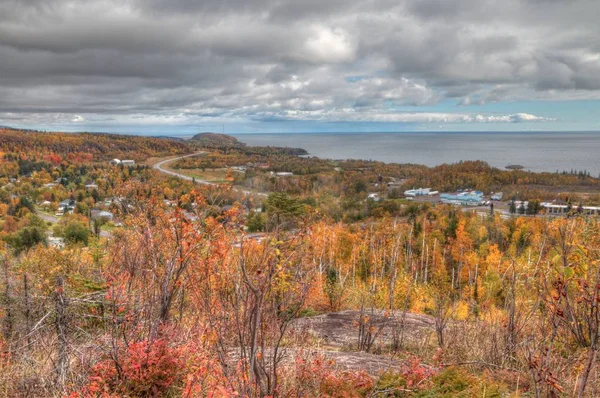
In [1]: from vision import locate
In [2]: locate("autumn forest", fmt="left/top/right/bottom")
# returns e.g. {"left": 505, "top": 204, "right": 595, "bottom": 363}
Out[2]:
{"left": 0, "top": 128, "right": 599, "bottom": 397}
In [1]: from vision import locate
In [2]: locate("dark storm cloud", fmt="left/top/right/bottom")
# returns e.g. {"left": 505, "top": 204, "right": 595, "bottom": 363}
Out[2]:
{"left": 0, "top": 0, "right": 599, "bottom": 127}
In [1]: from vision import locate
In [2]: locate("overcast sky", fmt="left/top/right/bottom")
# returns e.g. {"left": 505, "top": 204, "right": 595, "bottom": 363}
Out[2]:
{"left": 1, "top": 0, "right": 599, "bottom": 134}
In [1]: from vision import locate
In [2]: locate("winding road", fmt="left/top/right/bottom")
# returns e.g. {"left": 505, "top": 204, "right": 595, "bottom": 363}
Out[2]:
{"left": 153, "top": 153, "right": 268, "bottom": 197}
{"left": 153, "top": 153, "right": 215, "bottom": 185}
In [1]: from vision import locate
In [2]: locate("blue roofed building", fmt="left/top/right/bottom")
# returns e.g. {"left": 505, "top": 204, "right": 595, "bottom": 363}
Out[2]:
{"left": 440, "top": 191, "right": 484, "bottom": 206}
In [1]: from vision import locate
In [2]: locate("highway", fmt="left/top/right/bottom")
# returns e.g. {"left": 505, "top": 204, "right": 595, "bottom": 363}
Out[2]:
{"left": 153, "top": 153, "right": 268, "bottom": 197}
{"left": 153, "top": 153, "right": 215, "bottom": 186}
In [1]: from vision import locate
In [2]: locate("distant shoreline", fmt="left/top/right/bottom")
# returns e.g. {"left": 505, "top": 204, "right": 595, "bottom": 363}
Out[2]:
{"left": 168, "top": 130, "right": 600, "bottom": 140}
{"left": 226, "top": 131, "right": 600, "bottom": 175}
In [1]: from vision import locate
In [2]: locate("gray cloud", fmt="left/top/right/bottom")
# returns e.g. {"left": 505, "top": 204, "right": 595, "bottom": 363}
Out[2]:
{"left": 0, "top": 0, "right": 599, "bottom": 128}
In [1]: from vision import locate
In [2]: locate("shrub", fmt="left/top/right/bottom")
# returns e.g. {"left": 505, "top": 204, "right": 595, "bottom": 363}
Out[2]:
{"left": 426, "top": 367, "right": 473, "bottom": 395}
{"left": 64, "top": 220, "right": 91, "bottom": 245}
{"left": 374, "top": 371, "right": 408, "bottom": 397}
{"left": 414, "top": 367, "right": 509, "bottom": 398}
{"left": 246, "top": 212, "right": 265, "bottom": 232}
{"left": 84, "top": 339, "right": 185, "bottom": 397}
{"left": 282, "top": 352, "right": 374, "bottom": 397}
{"left": 373, "top": 356, "right": 438, "bottom": 396}
{"left": 320, "top": 370, "right": 374, "bottom": 397}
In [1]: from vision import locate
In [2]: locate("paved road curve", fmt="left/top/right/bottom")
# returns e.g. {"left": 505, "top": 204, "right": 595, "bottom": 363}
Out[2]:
{"left": 153, "top": 153, "right": 215, "bottom": 185}
{"left": 153, "top": 153, "right": 268, "bottom": 197}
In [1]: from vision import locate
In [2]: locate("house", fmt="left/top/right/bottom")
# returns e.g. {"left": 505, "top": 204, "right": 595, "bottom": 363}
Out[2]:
{"left": 48, "top": 237, "right": 65, "bottom": 249}
{"left": 367, "top": 193, "right": 381, "bottom": 202}
{"left": 91, "top": 210, "right": 114, "bottom": 221}
{"left": 58, "top": 199, "right": 76, "bottom": 213}
{"left": 513, "top": 201, "right": 529, "bottom": 211}
{"left": 85, "top": 183, "right": 98, "bottom": 190}
{"left": 491, "top": 192, "right": 504, "bottom": 201}
{"left": 121, "top": 160, "right": 135, "bottom": 166}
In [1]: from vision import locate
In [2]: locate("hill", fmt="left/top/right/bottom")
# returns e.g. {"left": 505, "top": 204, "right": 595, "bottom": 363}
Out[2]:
{"left": 0, "top": 128, "right": 193, "bottom": 161}
{"left": 190, "top": 132, "right": 245, "bottom": 148}
{"left": 190, "top": 132, "right": 308, "bottom": 155}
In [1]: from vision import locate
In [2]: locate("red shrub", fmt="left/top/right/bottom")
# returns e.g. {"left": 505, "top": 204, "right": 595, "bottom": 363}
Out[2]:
{"left": 401, "top": 355, "right": 438, "bottom": 389}
{"left": 320, "top": 370, "right": 374, "bottom": 397}
{"left": 283, "top": 351, "right": 374, "bottom": 397}
{"left": 84, "top": 339, "right": 185, "bottom": 397}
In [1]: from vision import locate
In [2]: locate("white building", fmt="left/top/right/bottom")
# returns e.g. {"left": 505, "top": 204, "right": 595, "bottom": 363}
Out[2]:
{"left": 58, "top": 199, "right": 76, "bottom": 212}
{"left": 48, "top": 237, "right": 65, "bottom": 249}
{"left": 542, "top": 202, "right": 600, "bottom": 215}
{"left": 91, "top": 210, "right": 114, "bottom": 221}
{"left": 404, "top": 188, "right": 438, "bottom": 197}
{"left": 491, "top": 192, "right": 504, "bottom": 201}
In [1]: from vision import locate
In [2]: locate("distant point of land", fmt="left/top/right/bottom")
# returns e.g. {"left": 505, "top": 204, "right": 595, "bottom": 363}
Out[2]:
{"left": 191, "top": 132, "right": 309, "bottom": 155}
{"left": 153, "top": 135, "right": 185, "bottom": 141}
{"left": 505, "top": 164, "right": 524, "bottom": 170}
{"left": 190, "top": 132, "right": 245, "bottom": 148}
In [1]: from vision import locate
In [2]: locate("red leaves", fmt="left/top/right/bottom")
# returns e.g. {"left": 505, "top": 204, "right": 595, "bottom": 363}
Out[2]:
{"left": 285, "top": 351, "right": 374, "bottom": 397}
{"left": 82, "top": 339, "right": 185, "bottom": 397}
{"left": 42, "top": 153, "right": 62, "bottom": 166}
{"left": 400, "top": 355, "right": 438, "bottom": 389}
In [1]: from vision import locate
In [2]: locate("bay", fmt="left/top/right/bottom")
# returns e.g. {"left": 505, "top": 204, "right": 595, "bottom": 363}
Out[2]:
{"left": 229, "top": 132, "right": 600, "bottom": 175}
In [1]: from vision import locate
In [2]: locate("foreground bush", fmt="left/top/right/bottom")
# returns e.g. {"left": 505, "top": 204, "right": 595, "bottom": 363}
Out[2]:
{"left": 279, "top": 352, "right": 374, "bottom": 397}
{"left": 80, "top": 339, "right": 185, "bottom": 397}
{"left": 414, "top": 367, "right": 509, "bottom": 397}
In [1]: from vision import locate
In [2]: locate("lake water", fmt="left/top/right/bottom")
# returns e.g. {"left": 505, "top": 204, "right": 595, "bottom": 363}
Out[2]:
{"left": 229, "top": 132, "right": 600, "bottom": 175}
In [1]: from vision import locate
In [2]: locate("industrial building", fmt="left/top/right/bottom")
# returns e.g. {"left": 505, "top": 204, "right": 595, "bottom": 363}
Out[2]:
{"left": 440, "top": 191, "right": 485, "bottom": 206}
{"left": 542, "top": 202, "right": 600, "bottom": 215}
{"left": 404, "top": 188, "right": 438, "bottom": 197}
